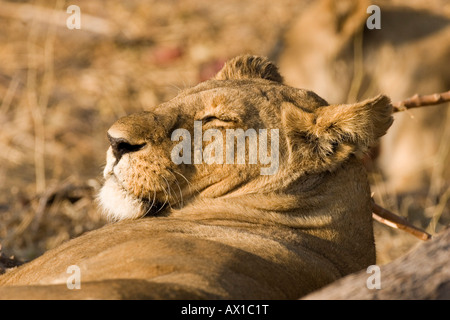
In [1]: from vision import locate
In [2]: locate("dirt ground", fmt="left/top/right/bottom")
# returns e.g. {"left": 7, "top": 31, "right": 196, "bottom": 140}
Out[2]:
{"left": 0, "top": 0, "right": 448, "bottom": 266}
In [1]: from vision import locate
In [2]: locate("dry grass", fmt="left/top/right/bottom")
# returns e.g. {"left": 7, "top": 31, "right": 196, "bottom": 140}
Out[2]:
{"left": 0, "top": 0, "right": 307, "bottom": 261}
{"left": 0, "top": 0, "right": 448, "bottom": 267}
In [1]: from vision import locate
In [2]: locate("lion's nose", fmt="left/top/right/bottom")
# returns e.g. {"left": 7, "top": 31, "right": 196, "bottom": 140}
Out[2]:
{"left": 106, "top": 110, "right": 176, "bottom": 162}
{"left": 108, "top": 134, "right": 146, "bottom": 162}
{"left": 106, "top": 111, "right": 155, "bottom": 161}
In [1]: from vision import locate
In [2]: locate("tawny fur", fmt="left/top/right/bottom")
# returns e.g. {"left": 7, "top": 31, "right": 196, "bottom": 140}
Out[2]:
{"left": 0, "top": 55, "right": 393, "bottom": 299}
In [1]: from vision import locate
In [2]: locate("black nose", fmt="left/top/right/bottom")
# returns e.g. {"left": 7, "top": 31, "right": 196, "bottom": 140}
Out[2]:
{"left": 108, "top": 134, "right": 146, "bottom": 162}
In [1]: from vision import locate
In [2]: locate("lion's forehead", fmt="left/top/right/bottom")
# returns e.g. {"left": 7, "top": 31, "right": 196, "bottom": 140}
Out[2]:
{"left": 171, "top": 82, "right": 276, "bottom": 110}
{"left": 155, "top": 80, "right": 325, "bottom": 122}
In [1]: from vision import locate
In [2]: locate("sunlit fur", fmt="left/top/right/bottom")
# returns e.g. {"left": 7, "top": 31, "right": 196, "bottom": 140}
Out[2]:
{"left": 0, "top": 55, "right": 393, "bottom": 299}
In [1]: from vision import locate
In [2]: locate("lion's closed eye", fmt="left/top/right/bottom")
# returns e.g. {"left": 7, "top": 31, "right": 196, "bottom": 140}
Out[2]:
{"left": 199, "top": 115, "right": 236, "bottom": 128}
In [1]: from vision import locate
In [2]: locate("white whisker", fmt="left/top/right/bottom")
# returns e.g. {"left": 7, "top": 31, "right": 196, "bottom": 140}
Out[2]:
{"left": 161, "top": 175, "right": 173, "bottom": 210}
{"left": 172, "top": 169, "right": 198, "bottom": 197}
{"left": 167, "top": 170, "right": 184, "bottom": 208}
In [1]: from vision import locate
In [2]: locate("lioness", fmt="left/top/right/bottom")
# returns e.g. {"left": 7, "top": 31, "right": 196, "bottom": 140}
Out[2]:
{"left": 0, "top": 55, "right": 393, "bottom": 299}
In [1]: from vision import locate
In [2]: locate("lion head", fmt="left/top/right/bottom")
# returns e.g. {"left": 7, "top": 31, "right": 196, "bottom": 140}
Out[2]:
{"left": 99, "top": 55, "right": 393, "bottom": 223}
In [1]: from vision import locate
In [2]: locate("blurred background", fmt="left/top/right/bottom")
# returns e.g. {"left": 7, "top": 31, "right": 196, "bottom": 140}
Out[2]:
{"left": 0, "top": 0, "right": 448, "bottom": 265}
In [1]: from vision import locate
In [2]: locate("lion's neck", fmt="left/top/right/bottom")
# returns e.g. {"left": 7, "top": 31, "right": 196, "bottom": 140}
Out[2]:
{"left": 170, "top": 157, "right": 376, "bottom": 277}
{"left": 171, "top": 157, "right": 373, "bottom": 233}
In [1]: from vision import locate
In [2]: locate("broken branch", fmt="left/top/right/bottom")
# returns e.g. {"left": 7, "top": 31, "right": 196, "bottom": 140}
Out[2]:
{"left": 393, "top": 90, "right": 450, "bottom": 112}
{"left": 372, "top": 200, "right": 432, "bottom": 241}
{"left": 376, "top": 90, "right": 449, "bottom": 238}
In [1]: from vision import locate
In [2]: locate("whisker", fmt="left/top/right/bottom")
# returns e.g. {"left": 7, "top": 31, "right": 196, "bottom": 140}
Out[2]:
{"left": 172, "top": 169, "right": 198, "bottom": 197}
{"left": 167, "top": 170, "right": 184, "bottom": 208}
{"left": 150, "top": 189, "right": 156, "bottom": 209}
{"left": 144, "top": 189, "right": 157, "bottom": 217}
{"left": 161, "top": 175, "right": 173, "bottom": 210}
{"left": 153, "top": 186, "right": 169, "bottom": 215}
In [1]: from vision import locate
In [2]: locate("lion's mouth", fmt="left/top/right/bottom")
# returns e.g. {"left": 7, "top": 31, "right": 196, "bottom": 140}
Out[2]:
{"left": 109, "top": 174, "right": 167, "bottom": 214}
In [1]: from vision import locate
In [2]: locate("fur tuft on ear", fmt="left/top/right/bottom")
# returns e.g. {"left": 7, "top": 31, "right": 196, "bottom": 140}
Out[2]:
{"left": 282, "top": 94, "right": 393, "bottom": 172}
{"left": 214, "top": 55, "right": 283, "bottom": 83}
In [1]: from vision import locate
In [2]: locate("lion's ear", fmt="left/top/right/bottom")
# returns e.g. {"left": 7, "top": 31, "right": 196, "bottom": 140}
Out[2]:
{"left": 282, "top": 95, "right": 393, "bottom": 172}
{"left": 214, "top": 55, "right": 283, "bottom": 83}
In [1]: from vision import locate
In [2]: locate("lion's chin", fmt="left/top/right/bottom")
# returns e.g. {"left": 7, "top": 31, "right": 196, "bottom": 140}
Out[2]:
{"left": 98, "top": 178, "right": 147, "bottom": 221}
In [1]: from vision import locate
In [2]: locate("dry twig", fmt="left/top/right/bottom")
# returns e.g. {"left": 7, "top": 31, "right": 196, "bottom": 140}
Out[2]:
{"left": 393, "top": 90, "right": 450, "bottom": 112}
{"left": 372, "top": 201, "right": 432, "bottom": 241}
{"left": 371, "top": 89, "right": 450, "bottom": 240}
